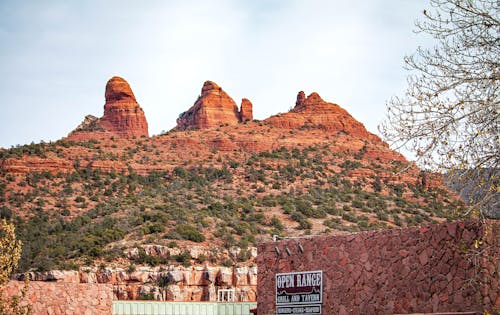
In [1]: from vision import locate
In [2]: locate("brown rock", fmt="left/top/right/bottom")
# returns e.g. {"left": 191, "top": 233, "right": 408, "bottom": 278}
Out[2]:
{"left": 239, "top": 98, "right": 253, "bottom": 122}
{"left": 233, "top": 266, "right": 249, "bottom": 286}
{"left": 175, "top": 81, "right": 249, "bottom": 130}
{"left": 166, "top": 285, "right": 183, "bottom": 301}
{"left": 1, "top": 154, "right": 73, "bottom": 175}
{"left": 237, "top": 287, "right": 257, "bottom": 302}
{"left": 99, "top": 77, "right": 149, "bottom": 137}
{"left": 216, "top": 267, "right": 233, "bottom": 286}
{"left": 70, "top": 115, "right": 105, "bottom": 133}
{"left": 296, "top": 91, "right": 306, "bottom": 108}
{"left": 203, "top": 285, "right": 217, "bottom": 301}
{"left": 79, "top": 270, "right": 98, "bottom": 283}
{"left": 167, "top": 270, "right": 183, "bottom": 283}
{"left": 68, "top": 76, "right": 148, "bottom": 140}
{"left": 248, "top": 266, "right": 258, "bottom": 286}
{"left": 104, "top": 76, "right": 136, "bottom": 102}
{"left": 128, "top": 270, "right": 150, "bottom": 283}
{"left": 265, "top": 91, "right": 381, "bottom": 143}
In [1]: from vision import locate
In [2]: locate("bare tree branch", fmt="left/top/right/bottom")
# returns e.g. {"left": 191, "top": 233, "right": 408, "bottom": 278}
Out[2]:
{"left": 379, "top": 0, "right": 499, "bottom": 218}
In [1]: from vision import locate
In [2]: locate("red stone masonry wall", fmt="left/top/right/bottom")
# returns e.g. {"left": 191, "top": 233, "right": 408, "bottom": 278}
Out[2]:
{"left": 257, "top": 221, "right": 499, "bottom": 315}
{"left": 2, "top": 281, "right": 113, "bottom": 315}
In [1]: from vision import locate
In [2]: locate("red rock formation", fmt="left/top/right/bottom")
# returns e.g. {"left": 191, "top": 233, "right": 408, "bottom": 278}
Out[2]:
{"left": 239, "top": 98, "right": 253, "bottom": 122}
{"left": 1, "top": 155, "right": 74, "bottom": 175}
{"left": 295, "top": 91, "right": 307, "bottom": 109}
{"left": 12, "top": 263, "right": 258, "bottom": 302}
{"left": 68, "top": 76, "right": 148, "bottom": 140}
{"left": 265, "top": 91, "right": 381, "bottom": 143}
{"left": 100, "top": 77, "right": 149, "bottom": 137}
{"left": 176, "top": 81, "right": 250, "bottom": 130}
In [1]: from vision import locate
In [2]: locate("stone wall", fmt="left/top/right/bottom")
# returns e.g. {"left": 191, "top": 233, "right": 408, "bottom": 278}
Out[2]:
{"left": 2, "top": 281, "right": 113, "bottom": 315}
{"left": 257, "top": 220, "right": 499, "bottom": 315}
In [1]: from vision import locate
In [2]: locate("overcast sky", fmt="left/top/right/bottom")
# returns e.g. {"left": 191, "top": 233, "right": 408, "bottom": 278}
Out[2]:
{"left": 0, "top": 0, "right": 433, "bottom": 153}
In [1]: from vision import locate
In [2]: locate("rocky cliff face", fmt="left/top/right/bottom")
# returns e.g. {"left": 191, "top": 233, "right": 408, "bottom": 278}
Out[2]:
{"left": 100, "top": 76, "right": 149, "bottom": 137}
{"left": 265, "top": 91, "right": 381, "bottom": 143}
{"left": 14, "top": 264, "right": 257, "bottom": 302}
{"left": 68, "top": 76, "right": 148, "bottom": 140}
{"left": 239, "top": 98, "right": 253, "bottom": 122}
{"left": 176, "top": 81, "right": 252, "bottom": 130}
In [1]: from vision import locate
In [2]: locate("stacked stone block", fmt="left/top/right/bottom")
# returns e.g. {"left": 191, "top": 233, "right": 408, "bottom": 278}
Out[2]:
{"left": 3, "top": 282, "right": 113, "bottom": 315}
{"left": 257, "top": 220, "right": 498, "bottom": 314}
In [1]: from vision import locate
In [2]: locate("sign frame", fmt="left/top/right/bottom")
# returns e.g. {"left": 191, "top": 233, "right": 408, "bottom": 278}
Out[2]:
{"left": 275, "top": 270, "right": 323, "bottom": 306}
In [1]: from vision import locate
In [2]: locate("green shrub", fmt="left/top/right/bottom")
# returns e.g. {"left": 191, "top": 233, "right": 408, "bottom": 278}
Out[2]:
{"left": 256, "top": 187, "right": 265, "bottom": 193}
{"left": 372, "top": 176, "right": 382, "bottom": 192}
{"left": 291, "top": 212, "right": 312, "bottom": 230}
{"left": 174, "top": 251, "right": 192, "bottom": 267}
{"left": 393, "top": 214, "right": 402, "bottom": 226}
{"left": 339, "top": 160, "right": 363, "bottom": 170}
{"left": 142, "top": 222, "right": 165, "bottom": 234}
{"left": 0, "top": 206, "right": 12, "bottom": 219}
{"left": 75, "top": 196, "right": 86, "bottom": 203}
{"left": 376, "top": 212, "right": 389, "bottom": 221}
{"left": 324, "top": 218, "right": 341, "bottom": 229}
{"left": 221, "top": 258, "right": 233, "bottom": 267}
{"left": 176, "top": 224, "right": 205, "bottom": 242}
{"left": 237, "top": 250, "right": 250, "bottom": 262}
{"left": 295, "top": 199, "right": 326, "bottom": 218}
{"left": 127, "top": 264, "right": 136, "bottom": 273}
{"left": 270, "top": 217, "right": 284, "bottom": 231}
{"left": 352, "top": 199, "right": 364, "bottom": 209}
{"left": 138, "top": 292, "right": 155, "bottom": 300}
{"left": 342, "top": 212, "right": 357, "bottom": 223}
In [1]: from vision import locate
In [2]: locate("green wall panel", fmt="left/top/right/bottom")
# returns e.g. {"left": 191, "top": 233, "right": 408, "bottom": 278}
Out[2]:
{"left": 112, "top": 301, "right": 256, "bottom": 315}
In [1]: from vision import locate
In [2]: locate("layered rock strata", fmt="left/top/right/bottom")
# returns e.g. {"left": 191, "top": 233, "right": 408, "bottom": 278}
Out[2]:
{"left": 175, "top": 81, "right": 252, "bottom": 130}
{"left": 14, "top": 265, "right": 257, "bottom": 302}
{"left": 265, "top": 91, "right": 381, "bottom": 143}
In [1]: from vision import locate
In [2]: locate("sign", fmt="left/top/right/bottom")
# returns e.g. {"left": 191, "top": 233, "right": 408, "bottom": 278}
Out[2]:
{"left": 276, "top": 305, "right": 322, "bottom": 315}
{"left": 276, "top": 270, "right": 323, "bottom": 315}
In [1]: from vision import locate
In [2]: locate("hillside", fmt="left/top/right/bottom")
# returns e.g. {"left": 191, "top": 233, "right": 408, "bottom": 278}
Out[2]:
{"left": 0, "top": 77, "right": 467, "bottom": 274}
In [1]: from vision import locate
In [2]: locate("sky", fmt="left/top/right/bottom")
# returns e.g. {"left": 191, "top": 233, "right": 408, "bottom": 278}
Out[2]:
{"left": 0, "top": 0, "right": 433, "bottom": 153}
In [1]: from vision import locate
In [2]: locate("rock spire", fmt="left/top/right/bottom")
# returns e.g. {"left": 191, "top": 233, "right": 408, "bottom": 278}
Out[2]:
{"left": 175, "top": 81, "right": 252, "bottom": 130}
{"left": 68, "top": 76, "right": 148, "bottom": 140}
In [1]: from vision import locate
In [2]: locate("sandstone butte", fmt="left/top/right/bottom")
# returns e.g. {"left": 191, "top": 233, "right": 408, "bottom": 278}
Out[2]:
{"left": 66, "top": 77, "right": 378, "bottom": 144}
{"left": 67, "top": 76, "right": 149, "bottom": 141}
{"left": 3, "top": 77, "right": 417, "bottom": 182}
{"left": 265, "top": 91, "right": 381, "bottom": 143}
{"left": 175, "top": 81, "right": 253, "bottom": 130}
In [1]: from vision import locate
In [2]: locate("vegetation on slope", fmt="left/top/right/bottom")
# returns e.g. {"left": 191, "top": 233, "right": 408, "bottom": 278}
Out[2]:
{"left": 0, "top": 129, "right": 467, "bottom": 272}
